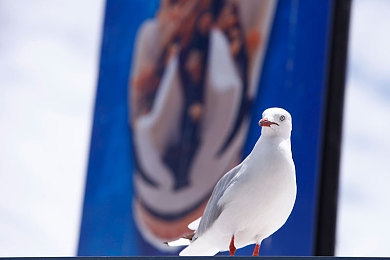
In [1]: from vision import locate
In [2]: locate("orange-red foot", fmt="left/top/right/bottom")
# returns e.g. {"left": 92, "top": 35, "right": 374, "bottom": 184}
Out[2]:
{"left": 229, "top": 236, "right": 236, "bottom": 256}
{"left": 252, "top": 243, "right": 260, "bottom": 256}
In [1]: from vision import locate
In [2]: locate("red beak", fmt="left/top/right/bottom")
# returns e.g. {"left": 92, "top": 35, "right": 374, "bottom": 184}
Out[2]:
{"left": 258, "top": 118, "right": 279, "bottom": 127}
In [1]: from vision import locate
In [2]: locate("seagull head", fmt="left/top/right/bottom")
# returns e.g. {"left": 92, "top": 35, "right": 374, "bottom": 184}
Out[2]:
{"left": 258, "top": 107, "right": 292, "bottom": 138}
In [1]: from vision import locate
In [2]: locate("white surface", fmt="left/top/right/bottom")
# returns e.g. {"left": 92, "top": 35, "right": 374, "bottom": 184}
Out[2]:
{"left": 336, "top": 0, "right": 390, "bottom": 256}
{"left": 0, "top": 0, "right": 104, "bottom": 256}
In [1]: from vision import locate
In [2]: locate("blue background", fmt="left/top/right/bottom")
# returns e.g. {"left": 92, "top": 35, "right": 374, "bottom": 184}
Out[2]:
{"left": 78, "top": 0, "right": 333, "bottom": 256}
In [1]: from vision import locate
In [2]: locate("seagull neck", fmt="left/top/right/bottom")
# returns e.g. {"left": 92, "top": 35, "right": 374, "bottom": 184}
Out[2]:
{"left": 253, "top": 135, "right": 291, "bottom": 155}
{"left": 259, "top": 135, "right": 289, "bottom": 146}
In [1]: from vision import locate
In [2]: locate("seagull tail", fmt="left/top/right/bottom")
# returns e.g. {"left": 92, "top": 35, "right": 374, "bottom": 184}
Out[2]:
{"left": 164, "top": 232, "right": 195, "bottom": 247}
{"left": 165, "top": 217, "right": 200, "bottom": 248}
{"left": 165, "top": 238, "right": 191, "bottom": 247}
{"left": 179, "top": 239, "right": 219, "bottom": 256}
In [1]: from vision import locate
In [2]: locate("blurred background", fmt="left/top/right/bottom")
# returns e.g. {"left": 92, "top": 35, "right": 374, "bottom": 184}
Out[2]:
{"left": 0, "top": 0, "right": 389, "bottom": 256}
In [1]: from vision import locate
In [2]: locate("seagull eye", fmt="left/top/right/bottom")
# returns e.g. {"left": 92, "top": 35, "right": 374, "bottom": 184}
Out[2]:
{"left": 280, "top": 115, "right": 285, "bottom": 121}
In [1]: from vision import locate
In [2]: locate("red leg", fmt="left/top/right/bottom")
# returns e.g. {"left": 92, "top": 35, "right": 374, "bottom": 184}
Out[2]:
{"left": 229, "top": 235, "right": 236, "bottom": 256}
{"left": 252, "top": 243, "right": 260, "bottom": 256}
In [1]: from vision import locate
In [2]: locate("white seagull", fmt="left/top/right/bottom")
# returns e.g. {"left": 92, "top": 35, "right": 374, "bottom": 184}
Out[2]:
{"left": 167, "top": 107, "right": 297, "bottom": 256}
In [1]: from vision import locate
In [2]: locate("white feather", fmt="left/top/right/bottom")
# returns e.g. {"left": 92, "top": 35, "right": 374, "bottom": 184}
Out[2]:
{"left": 188, "top": 217, "right": 201, "bottom": 230}
{"left": 166, "top": 238, "right": 191, "bottom": 247}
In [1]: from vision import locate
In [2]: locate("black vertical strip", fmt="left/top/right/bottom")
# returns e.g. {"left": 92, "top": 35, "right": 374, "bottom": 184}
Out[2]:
{"left": 315, "top": 0, "right": 351, "bottom": 256}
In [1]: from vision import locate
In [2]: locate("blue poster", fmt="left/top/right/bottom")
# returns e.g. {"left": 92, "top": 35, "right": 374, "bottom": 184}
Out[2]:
{"left": 78, "top": 0, "right": 333, "bottom": 256}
